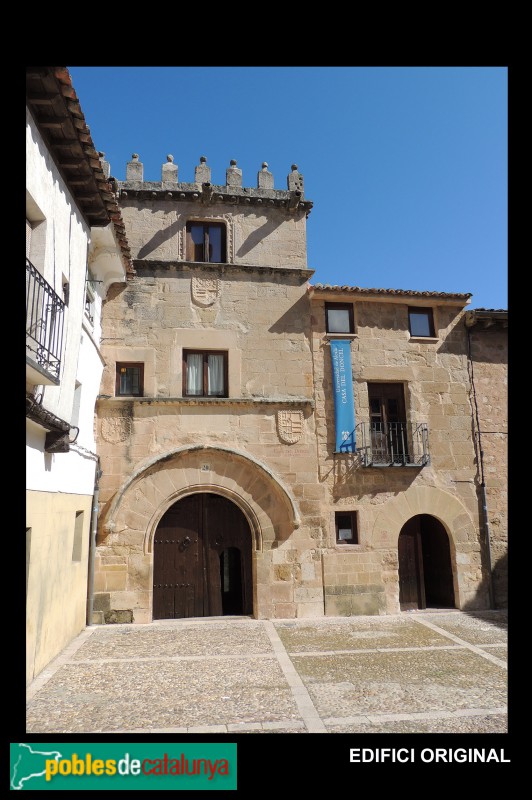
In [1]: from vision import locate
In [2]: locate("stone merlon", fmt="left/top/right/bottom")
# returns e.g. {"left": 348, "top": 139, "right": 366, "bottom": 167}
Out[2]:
{"left": 117, "top": 156, "right": 313, "bottom": 214}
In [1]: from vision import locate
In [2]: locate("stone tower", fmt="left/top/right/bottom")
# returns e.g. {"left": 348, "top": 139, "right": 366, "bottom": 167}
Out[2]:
{"left": 93, "top": 155, "right": 324, "bottom": 623}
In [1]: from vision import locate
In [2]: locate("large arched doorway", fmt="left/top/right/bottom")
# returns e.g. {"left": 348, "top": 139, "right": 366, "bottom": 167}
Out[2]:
{"left": 153, "top": 493, "right": 253, "bottom": 619}
{"left": 398, "top": 514, "right": 455, "bottom": 610}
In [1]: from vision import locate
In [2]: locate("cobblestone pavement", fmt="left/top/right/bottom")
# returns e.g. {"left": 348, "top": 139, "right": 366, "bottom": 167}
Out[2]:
{"left": 26, "top": 610, "right": 507, "bottom": 734}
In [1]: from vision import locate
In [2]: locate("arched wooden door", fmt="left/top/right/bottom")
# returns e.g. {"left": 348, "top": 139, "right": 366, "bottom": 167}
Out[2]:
{"left": 398, "top": 514, "right": 455, "bottom": 610}
{"left": 153, "top": 493, "right": 253, "bottom": 619}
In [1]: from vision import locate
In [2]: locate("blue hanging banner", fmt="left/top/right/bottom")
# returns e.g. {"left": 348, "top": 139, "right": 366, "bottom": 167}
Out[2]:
{"left": 330, "top": 339, "right": 356, "bottom": 453}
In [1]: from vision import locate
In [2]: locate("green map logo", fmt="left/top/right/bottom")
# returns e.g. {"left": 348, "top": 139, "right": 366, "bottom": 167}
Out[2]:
{"left": 11, "top": 744, "right": 62, "bottom": 790}
{"left": 10, "top": 742, "right": 237, "bottom": 790}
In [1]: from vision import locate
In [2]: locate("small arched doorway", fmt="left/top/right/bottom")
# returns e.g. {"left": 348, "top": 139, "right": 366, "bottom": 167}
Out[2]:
{"left": 398, "top": 514, "right": 455, "bottom": 610}
{"left": 153, "top": 493, "right": 253, "bottom": 619}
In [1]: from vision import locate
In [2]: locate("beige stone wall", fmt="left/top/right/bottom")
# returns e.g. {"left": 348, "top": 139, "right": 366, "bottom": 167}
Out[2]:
{"left": 468, "top": 325, "right": 508, "bottom": 607}
{"left": 94, "top": 195, "right": 502, "bottom": 622}
{"left": 95, "top": 447, "right": 325, "bottom": 622}
{"left": 323, "top": 551, "right": 387, "bottom": 615}
{"left": 311, "top": 297, "right": 490, "bottom": 613}
{"left": 119, "top": 199, "right": 308, "bottom": 269}
{"left": 95, "top": 260, "right": 327, "bottom": 621}
{"left": 26, "top": 491, "right": 91, "bottom": 684}
{"left": 99, "top": 266, "right": 312, "bottom": 401}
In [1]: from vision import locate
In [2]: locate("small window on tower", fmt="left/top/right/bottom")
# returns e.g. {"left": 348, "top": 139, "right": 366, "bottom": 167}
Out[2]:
{"left": 116, "top": 363, "right": 144, "bottom": 397}
{"left": 186, "top": 221, "right": 226, "bottom": 263}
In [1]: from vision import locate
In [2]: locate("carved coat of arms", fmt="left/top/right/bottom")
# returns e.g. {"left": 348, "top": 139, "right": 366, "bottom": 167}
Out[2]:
{"left": 101, "top": 413, "right": 132, "bottom": 444}
{"left": 191, "top": 277, "right": 220, "bottom": 307}
{"left": 277, "top": 410, "right": 304, "bottom": 444}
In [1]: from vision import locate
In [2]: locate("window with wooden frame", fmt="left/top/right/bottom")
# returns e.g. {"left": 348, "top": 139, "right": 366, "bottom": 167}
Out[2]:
{"left": 368, "top": 383, "right": 407, "bottom": 426}
{"left": 116, "top": 362, "right": 144, "bottom": 397}
{"left": 367, "top": 382, "right": 409, "bottom": 464}
{"left": 325, "top": 302, "right": 355, "bottom": 334}
{"left": 183, "top": 350, "right": 228, "bottom": 397}
{"left": 186, "top": 221, "right": 226, "bottom": 263}
{"left": 335, "top": 511, "right": 358, "bottom": 544}
{"left": 408, "top": 307, "right": 435, "bottom": 338}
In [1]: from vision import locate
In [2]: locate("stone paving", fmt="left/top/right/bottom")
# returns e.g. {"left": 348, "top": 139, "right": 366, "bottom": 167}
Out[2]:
{"left": 26, "top": 610, "right": 507, "bottom": 734}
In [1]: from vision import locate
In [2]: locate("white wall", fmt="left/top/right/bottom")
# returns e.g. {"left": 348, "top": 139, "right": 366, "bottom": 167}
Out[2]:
{"left": 26, "top": 107, "right": 90, "bottom": 425}
{"left": 27, "top": 109, "right": 127, "bottom": 497}
{"left": 26, "top": 287, "right": 108, "bottom": 496}
{"left": 26, "top": 97, "right": 128, "bottom": 683}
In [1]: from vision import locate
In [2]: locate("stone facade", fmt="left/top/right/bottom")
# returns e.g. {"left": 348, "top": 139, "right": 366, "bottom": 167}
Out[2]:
{"left": 465, "top": 310, "right": 508, "bottom": 607}
{"left": 93, "top": 156, "right": 507, "bottom": 623}
{"left": 95, "top": 157, "right": 324, "bottom": 622}
{"left": 310, "top": 289, "right": 494, "bottom": 614}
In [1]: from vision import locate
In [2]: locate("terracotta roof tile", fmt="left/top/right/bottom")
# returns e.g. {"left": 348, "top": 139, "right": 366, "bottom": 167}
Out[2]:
{"left": 310, "top": 283, "right": 472, "bottom": 300}
{"left": 469, "top": 307, "right": 508, "bottom": 313}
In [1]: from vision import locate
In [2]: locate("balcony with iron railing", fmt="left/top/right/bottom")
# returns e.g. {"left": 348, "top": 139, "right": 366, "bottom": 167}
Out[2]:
{"left": 26, "top": 258, "right": 65, "bottom": 385}
{"left": 355, "top": 421, "right": 430, "bottom": 467}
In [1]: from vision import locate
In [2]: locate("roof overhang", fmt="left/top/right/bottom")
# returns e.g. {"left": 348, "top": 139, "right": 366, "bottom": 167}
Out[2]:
{"left": 26, "top": 66, "right": 134, "bottom": 277}
{"left": 26, "top": 66, "right": 110, "bottom": 227}
{"left": 308, "top": 284, "right": 471, "bottom": 307}
{"left": 26, "top": 392, "right": 75, "bottom": 453}
{"left": 465, "top": 309, "right": 508, "bottom": 328}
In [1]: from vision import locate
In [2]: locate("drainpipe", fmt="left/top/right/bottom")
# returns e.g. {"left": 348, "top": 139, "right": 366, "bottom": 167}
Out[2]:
{"left": 86, "top": 458, "right": 102, "bottom": 626}
{"left": 479, "top": 481, "right": 494, "bottom": 608}
{"left": 466, "top": 326, "right": 495, "bottom": 609}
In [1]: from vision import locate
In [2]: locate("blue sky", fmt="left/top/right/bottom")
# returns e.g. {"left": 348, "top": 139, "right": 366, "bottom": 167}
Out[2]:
{"left": 68, "top": 66, "right": 507, "bottom": 310}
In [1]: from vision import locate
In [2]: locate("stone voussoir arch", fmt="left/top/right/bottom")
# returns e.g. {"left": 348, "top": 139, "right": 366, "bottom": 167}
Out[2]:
{"left": 371, "top": 484, "right": 476, "bottom": 550}
{"left": 100, "top": 444, "right": 301, "bottom": 555}
{"left": 372, "top": 485, "right": 480, "bottom": 611}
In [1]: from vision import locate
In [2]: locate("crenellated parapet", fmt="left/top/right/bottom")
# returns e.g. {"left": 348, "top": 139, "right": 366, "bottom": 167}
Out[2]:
{"left": 114, "top": 155, "right": 313, "bottom": 216}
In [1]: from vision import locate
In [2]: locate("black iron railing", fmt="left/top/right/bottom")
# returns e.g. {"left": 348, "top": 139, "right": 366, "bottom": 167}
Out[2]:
{"left": 355, "top": 421, "right": 430, "bottom": 467}
{"left": 26, "top": 258, "right": 65, "bottom": 382}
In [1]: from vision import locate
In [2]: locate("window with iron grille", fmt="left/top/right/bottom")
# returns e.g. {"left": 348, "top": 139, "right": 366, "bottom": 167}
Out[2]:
{"left": 367, "top": 382, "right": 410, "bottom": 465}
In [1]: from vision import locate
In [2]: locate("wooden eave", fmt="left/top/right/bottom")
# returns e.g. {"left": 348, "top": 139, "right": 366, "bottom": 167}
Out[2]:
{"left": 26, "top": 67, "right": 135, "bottom": 276}
{"left": 26, "top": 67, "right": 109, "bottom": 227}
